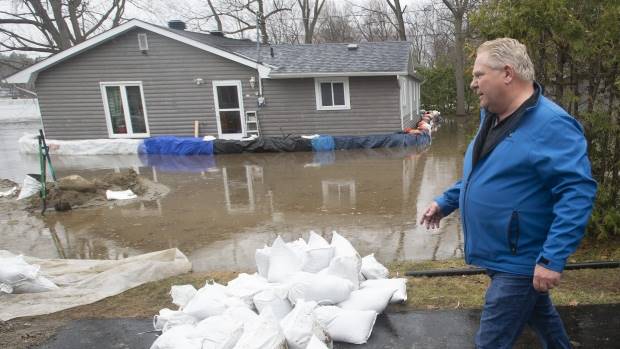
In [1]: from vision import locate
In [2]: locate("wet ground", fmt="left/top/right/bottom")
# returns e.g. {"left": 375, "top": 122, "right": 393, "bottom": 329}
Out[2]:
{"left": 34, "top": 304, "right": 620, "bottom": 348}
{"left": 0, "top": 119, "right": 465, "bottom": 271}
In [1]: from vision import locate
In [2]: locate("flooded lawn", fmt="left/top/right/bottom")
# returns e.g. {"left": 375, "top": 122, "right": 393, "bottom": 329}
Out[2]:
{"left": 0, "top": 120, "right": 466, "bottom": 272}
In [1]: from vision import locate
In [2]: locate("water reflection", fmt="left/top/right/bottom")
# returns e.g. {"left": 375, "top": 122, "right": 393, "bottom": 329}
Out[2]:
{"left": 0, "top": 121, "right": 467, "bottom": 271}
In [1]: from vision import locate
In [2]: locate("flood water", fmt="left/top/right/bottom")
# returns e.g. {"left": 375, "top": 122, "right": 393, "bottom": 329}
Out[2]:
{"left": 0, "top": 120, "right": 466, "bottom": 272}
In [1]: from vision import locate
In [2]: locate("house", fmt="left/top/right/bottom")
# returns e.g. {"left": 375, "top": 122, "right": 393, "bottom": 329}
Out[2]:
{"left": 5, "top": 19, "right": 421, "bottom": 141}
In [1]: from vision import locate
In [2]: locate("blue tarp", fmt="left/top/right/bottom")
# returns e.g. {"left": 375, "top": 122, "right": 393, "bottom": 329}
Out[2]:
{"left": 311, "top": 133, "right": 429, "bottom": 152}
{"left": 139, "top": 136, "right": 214, "bottom": 155}
{"left": 138, "top": 154, "right": 216, "bottom": 173}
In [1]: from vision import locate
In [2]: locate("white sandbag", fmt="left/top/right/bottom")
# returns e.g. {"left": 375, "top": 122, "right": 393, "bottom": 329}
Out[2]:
{"left": 150, "top": 324, "right": 204, "bottom": 349}
{"left": 0, "top": 186, "right": 17, "bottom": 198}
{"left": 360, "top": 278, "right": 407, "bottom": 303}
{"left": 255, "top": 246, "right": 271, "bottom": 278}
{"left": 106, "top": 189, "right": 137, "bottom": 200}
{"left": 288, "top": 272, "right": 354, "bottom": 305}
{"left": 287, "top": 238, "right": 308, "bottom": 266}
{"left": 303, "top": 231, "right": 334, "bottom": 273}
{"left": 307, "top": 335, "right": 330, "bottom": 349}
{"left": 268, "top": 236, "right": 304, "bottom": 283}
{"left": 0, "top": 254, "right": 58, "bottom": 294}
{"left": 253, "top": 285, "right": 292, "bottom": 320}
{"left": 170, "top": 285, "right": 197, "bottom": 310}
{"left": 153, "top": 308, "right": 197, "bottom": 332}
{"left": 330, "top": 231, "right": 359, "bottom": 258}
{"left": 338, "top": 287, "right": 395, "bottom": 313}
{"left": 222, "top": 306, "right": 259, "bottom": 330}
{"left": 195, "top": 315, "right": 244, "bottom": 349}
{"left": 183, "top": 282, "right": 240, "bottom": 320}
{"left": 280, "top": 299, "right": 331, "bottom": 349}
{"left": 233, "top": 307, "right": 286, "bottom": 349}
{"left": 313, "top": 306, "right": 377, "bottom": 345}
{"left": 226, "top": 273, "right": 269, "bottom": 309}
{"left": 361, "top": 254, "right": 389, "bottom": 280}
{"left": 322, "top": 255, "right": 362, "bottom": 290}
{"left": 16, "top": 175, "right": 41, "bottom": 200}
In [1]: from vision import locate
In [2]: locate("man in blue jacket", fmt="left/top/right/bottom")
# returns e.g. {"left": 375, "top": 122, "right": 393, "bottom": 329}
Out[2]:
{"left": 420, "top": 38, "right": 597, "bottom": 348}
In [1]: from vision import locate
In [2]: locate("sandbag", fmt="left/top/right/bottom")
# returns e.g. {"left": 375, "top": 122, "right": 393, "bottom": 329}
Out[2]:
{"left": 280, "top": 299, "right": 331, "bottom": 349}
{"left": 330, "top": 231, "right": 359, "bottom": 258}
{"left": 153, "top": 308, "right": 197, "bottom": 332}
{"left": 253, "top": 285, "right": 292, "bottom": 320}
{"left": 150, "top": 324, "right": 203, "bottom": 349}
{"left": 170, "top": 285, "right": 197, "bottom": 310}
{"left": 361, "top": 254, "right": 389, "bottom": 280}
{"left": 322, "top": 255, "right": 362, "bottom": 290}
{"left": 267, "top": 236, "right": 304, "bottom": 283}
{"left": 255, "top": 246, "right": 271, "bottom": 278}
{"left": 226, "top": 273, "right": 269, "bottom": 309}
{"left": 232, "top": 308, "right": 286, "bottom": 349}
{"left": 0, "top": 254, "right": 58, "bottom": 294}
{"left": 16, "top": 174, "right": 41, "bottom": 200}
{"left": 288, "top": 272, "right": 354, "bottom": 305}
{"left": 303, "top": 231, "right": 334, "bottom": 273}
{"left": 222, "top": 306, "right": 259, "bottom": 330}
{"left": 307, "top": 335, "right": 330, "bottom": 349}
{"left": 360, "top": 278, "right": 407, "bottom": 303}
{"left": 195, "top": 315, "right": 244, "bottom": 349}
{"left": 183, "top": 282, "right": 247, "bottom": 320}
{"left": 313, "top": 306, "right": 377, "bottom": 345}
{"left": 337, "top": 287, "right": 395, "bottom": 313}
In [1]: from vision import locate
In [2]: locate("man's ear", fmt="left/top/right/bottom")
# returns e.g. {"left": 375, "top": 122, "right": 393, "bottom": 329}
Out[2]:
{"left": 503, "top": 64, "right": 516, "bottom": 84}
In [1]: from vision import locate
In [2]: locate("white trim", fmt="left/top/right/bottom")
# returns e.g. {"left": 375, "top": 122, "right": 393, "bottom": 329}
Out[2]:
{"left": 100, "top": 81, "right": 150, "bottom": 138}
{"left": 314, "top": 77, "right": 350, "bottom": 111}
{"left": 272, "top": 71, "right": 408, "bottom": 79}
{"left": 212, "top": 80, "right": 245, "bottom": 139}
{"left": 5, "top": 19, "right": 271, "bottom": 83}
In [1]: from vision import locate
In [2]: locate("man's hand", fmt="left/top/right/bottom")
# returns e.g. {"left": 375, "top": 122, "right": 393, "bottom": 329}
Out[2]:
{"left": 419, "top": 201, "right": 444, "bottom": 229}
{"left": 533, "top": 265, "right": 561, "bottom": 292}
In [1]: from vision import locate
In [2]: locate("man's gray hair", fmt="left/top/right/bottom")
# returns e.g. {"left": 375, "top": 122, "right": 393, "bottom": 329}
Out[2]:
{"left": 477, "top": 38, "right": 535, "bottom": 82}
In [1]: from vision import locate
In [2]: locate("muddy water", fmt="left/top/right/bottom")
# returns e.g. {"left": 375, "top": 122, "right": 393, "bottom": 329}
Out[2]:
{"left": 0, "top": 121, "right": 466, "bottom": 272}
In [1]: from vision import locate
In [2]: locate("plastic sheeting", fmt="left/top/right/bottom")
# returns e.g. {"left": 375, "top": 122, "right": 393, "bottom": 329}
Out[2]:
{"left": 214, "top": 136, "right": 313, "bottom": 154}
{"left": 139, "top": 136, "right": 214, "bottom": 156}
{"left": 18, "top": 134, "right": 141, "bottom": 155}
{"left": 0, "top": 248, "right": 192, "bottom": 321}
{"left": 310, "top": 133, "right": 431, "bottom": 152}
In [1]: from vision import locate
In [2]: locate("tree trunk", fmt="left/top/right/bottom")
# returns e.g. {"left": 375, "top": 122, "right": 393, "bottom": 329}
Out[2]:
{"left": 454, "top": 15, "right": 466, "bottom": 116}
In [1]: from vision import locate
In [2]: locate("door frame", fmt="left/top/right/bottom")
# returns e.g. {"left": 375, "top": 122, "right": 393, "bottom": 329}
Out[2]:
{"left": 212, "top": 80, "right": 245, "bottom": 140}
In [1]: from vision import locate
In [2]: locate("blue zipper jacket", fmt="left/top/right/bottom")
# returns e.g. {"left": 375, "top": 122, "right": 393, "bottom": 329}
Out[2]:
{"left": 435, "top": 92, "right": 597, "bottom": 275}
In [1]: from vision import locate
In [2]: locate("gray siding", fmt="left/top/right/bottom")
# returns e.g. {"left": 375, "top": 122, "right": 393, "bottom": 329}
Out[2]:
{"left": 259, "top": 76, "right": 401, "bottom": 136}
{"left": 36, "top": 28, "right": 259, "bottom": 140}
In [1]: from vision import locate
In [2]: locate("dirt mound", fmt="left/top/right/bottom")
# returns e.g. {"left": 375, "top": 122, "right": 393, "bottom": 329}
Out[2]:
{"left": 0, "top": 179, "right": 18, "bottom": 191}
{"left": 27, "top": 169, "right": 166, "bottom": 212}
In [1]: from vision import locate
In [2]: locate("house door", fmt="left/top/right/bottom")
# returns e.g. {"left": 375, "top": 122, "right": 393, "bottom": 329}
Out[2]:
{"left": 213, "top": 80, "right": 245, "bottom": 140}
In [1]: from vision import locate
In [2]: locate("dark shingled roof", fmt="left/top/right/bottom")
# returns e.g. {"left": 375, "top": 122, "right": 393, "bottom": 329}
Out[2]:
{"left": 164, "top": 26, "right": 412, "bottom": 75}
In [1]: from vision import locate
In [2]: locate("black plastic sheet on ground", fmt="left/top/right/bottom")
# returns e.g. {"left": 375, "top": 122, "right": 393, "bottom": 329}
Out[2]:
{"left": 213, "top": 136, "right": 313, "bottom": 154}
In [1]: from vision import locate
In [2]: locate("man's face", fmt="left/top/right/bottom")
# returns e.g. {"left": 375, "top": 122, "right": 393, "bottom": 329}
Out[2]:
{"left": 470, "top": 52, "right": 506, "bottom": 113}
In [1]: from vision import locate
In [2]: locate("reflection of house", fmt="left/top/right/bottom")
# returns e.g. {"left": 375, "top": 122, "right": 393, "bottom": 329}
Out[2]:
{"left": 7, "top": 19, "right": 421, "bottom": 140}
{"left": 222, "top": 165, "right": 264, "bottom": 213}
{"left": 322, "top": 180, "right": 356, "bottom": 209}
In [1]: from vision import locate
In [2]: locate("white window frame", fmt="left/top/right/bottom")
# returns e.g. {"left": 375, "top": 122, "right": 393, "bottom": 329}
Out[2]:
{"left": 100, "top": 81, "right": 150, "bottom": 139}
{"left": 314, "top": 77, "right": 351, "bottom": 111}
{"left": 212, "top": 80, "right": 246, "bottom": 139}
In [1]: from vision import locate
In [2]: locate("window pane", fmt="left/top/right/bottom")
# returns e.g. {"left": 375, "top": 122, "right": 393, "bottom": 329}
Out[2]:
{"left": 320, "top": 83, "right": 332, "bottom": 106}
{"left": 217, "top": 86, "right": 239, "bottom": 109}
{"left": 220, "top": 111, "right": 242, "bottom": 133}
{"left": 333, "top": 83, "right": 345, "bottom": 106}
{"left": 126, "top": 86, "right": 147, "bottom": 133}
{"left": 106, "top": 86, "right": 127, "bottom": 134}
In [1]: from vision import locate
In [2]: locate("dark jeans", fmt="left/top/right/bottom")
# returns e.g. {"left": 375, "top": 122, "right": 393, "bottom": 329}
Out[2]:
{"left": 475, "top": 270, "right": 571, "bottom": 349}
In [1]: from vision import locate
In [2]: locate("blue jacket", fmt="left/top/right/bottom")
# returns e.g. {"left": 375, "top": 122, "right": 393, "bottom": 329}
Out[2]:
{"left": 436, "top": 93, "right": 597, "bottom": 275}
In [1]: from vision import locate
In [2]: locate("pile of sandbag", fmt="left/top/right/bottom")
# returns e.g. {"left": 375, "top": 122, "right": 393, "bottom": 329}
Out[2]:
{"left": 151, "top": 232, "right": 407, "bottom": 349}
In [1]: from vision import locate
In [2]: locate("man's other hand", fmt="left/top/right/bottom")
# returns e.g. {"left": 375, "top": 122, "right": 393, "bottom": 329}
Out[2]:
{"left": 533, "top": 264, "right": 562, "bottom": 292}
{"left": 419, "top": 201, "right": 444, "bottom": 229}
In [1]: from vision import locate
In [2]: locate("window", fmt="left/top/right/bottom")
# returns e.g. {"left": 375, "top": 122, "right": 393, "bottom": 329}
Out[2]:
{"left": 315, "top": 77, "right": 350, "bottom": 110}
{"left": 100, "top": 82, "right": 149, "bottom": 138}
{"left": 137, "top": 33, "right": 148, "bottom": 51}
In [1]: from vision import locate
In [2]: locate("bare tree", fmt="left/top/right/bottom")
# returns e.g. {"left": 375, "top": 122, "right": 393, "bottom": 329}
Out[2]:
{"left": 315, "top": 2, "right": 357, "bottom": 43}
{"left": 207, "top": 0, "right": 224, "bottom": 31}
{"left": 0, "top": 0, "right": 127, "bottom": 53}
{"left": 352, "top": 0, "right": 398, "bottom": 42}
{"left": 385, "top": 0, "right": 406, "bottom": 41}
{"left": 297, "top": 0, "right": 325, "bottom": 43}
{"left": 440, "top": 0, "right": 477, "bottom": 116}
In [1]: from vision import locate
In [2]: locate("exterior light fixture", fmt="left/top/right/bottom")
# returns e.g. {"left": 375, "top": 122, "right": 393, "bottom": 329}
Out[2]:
{"left": 249, "top": 76, "right": 256, "bottom": 89}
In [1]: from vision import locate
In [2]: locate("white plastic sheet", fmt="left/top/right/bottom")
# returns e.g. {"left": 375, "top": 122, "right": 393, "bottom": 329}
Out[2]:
{"left": 106, "top": 189, "right": 138, "bottom": 200}
{"left": 0, "top": 248, "right": 192, "bottom": 321}
{"left": 18, "top": 133, "right": 141, "bottom": 155}
{"left": 0, "top": 186, "right": 17, "bottom": 198}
